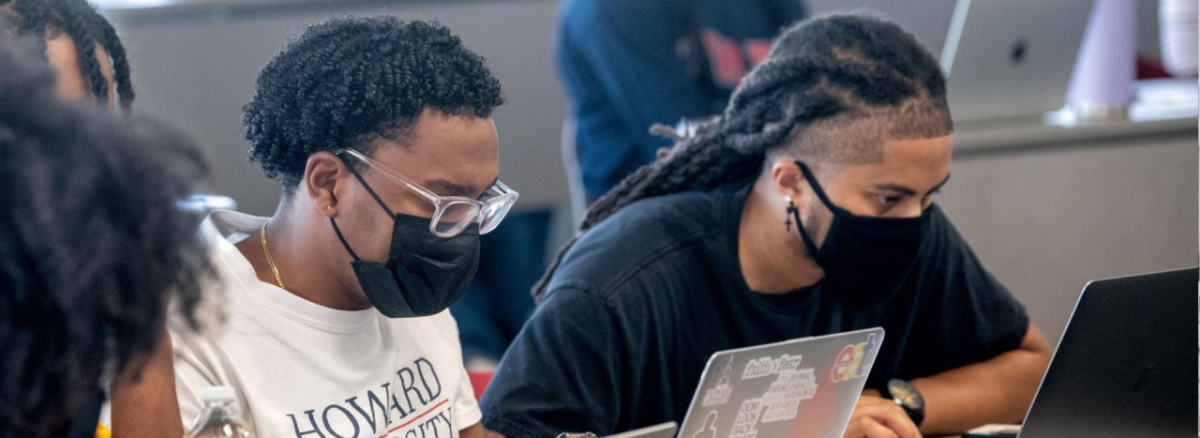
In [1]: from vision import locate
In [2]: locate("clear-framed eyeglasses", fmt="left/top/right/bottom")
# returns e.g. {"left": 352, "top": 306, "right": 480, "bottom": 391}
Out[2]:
{"left": 336, "top": 148, "right": 519, "bottom": 237}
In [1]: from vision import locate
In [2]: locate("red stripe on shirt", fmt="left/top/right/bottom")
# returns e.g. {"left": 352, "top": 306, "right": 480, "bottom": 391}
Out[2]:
{"left": 380, "top": 399, "right": 451, "bottom": 438}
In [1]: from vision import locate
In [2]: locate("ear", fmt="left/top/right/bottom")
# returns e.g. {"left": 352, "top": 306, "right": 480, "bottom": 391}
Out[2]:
{"left": 304, "top": 151, "right": 345, "bottom": 218}
{"left": 770, "top": 159, "right": 807, "bottom": 201}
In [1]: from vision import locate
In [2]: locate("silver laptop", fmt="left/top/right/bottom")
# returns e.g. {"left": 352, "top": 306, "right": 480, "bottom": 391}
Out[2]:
{"left": 677, "top": 328, "right": 885, "bottom": 438}
{"left": 603, "top": 422, "right": 678, "bottom": 438}
{"left": 940, "top": 0, "right": 1094, "bottom": 124}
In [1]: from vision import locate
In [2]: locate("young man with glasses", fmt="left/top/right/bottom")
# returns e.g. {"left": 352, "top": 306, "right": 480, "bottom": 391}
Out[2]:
{"left": 164, "top": 17, "right": 513, "bottom": 438}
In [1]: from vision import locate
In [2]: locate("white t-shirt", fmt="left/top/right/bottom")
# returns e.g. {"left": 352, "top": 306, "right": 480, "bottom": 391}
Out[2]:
{"left": 170, "top": 210, "right": 480, "bottom": 438}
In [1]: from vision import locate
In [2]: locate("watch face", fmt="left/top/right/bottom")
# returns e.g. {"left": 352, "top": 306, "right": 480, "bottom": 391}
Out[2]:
{"left": 888, "top": 379, "right": 924, "bottom": 409}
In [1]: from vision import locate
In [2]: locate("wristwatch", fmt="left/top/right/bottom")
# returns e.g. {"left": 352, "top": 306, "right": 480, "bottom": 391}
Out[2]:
{"left": 884, "top": 378, "right": 925, "bottom": 427}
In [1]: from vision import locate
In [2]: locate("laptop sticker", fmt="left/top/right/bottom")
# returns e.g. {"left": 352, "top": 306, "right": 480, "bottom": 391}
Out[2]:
{"left": 831, "top": 333, "right": 879, "bottom": 382}
{"left": 701, "top": 359, "right": 735, "bottom": 407}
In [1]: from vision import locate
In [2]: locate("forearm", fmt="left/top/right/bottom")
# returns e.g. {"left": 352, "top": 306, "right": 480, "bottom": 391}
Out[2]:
{"left": 483, "top": 429, "right": 509, "bottom": 438}
{"left": 110, "top": 329, "right": 185, "bottom": 438}
{"left": 461, "top": 422, "right": 485, "bottom": 438}
{"left": 911, "top": 324, "right": 1052, "bottom": 436}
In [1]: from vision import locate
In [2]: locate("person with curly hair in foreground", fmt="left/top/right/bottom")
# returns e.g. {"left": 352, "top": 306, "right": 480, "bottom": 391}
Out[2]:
{"left": 2, "top": 3, "right": 204, "bottom": 435}
{"left": 0, "top": 41, "right": 210, "bottom": 438}
{"left": 157, "top": 16, "right": 517, "bottom": 438}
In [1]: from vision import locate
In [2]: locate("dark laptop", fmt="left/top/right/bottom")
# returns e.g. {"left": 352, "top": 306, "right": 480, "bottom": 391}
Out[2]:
{"left": 1016, "top": 267, "right": 1197, "bottom": 438}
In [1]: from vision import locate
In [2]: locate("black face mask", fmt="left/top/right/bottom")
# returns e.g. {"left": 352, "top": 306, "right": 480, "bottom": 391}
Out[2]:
{"left": 790, "top": 161, "right": 930, "bottom": 304}
{"left": 331, "top": 168, "right": 480, "bottom": 318}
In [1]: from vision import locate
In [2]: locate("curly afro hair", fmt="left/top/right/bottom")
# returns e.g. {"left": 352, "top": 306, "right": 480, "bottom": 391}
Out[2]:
{"left": 0, "top": 0, "right": 136, "bottom": 109}
{"left": 243, "top": 16, "right": 505, "bottom": 192}
{"left": 0, "top": 41, "right": 210, "bottom": 437}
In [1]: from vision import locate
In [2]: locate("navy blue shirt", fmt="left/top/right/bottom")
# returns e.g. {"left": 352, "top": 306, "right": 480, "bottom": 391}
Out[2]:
{"left": 556, "top": 0, "right": 808, "bottom": 200}
{"left": 481, "top": 186, "right": 1029, "bottom": 438}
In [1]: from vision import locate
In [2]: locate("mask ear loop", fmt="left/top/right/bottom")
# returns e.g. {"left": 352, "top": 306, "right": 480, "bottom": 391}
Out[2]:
{"left": 793, "top": 161, "right": 843, "bottom": 214}
{"left": 329, "top": 152, "right": 395, "bottom": 262}
{"left": 330, "top": 218, "right": 362, "bottom": 262}
{"left": 787, "top": 194, "right": 822, "bottom": 259}
{"left": 789, "top": 161, "right": 830, "bottom": 259}
{"left": 339, "top": 153, "right": 398, "bottom": 219}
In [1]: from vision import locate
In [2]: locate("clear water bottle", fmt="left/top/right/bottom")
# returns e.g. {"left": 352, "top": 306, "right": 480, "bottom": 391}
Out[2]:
{"left": 184, "top": 386, "right": 254, "bottom": 438}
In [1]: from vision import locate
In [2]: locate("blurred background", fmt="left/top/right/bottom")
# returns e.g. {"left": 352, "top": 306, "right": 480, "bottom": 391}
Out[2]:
{"left": 94, "top": 0, "right": 1196, "bottom": 367}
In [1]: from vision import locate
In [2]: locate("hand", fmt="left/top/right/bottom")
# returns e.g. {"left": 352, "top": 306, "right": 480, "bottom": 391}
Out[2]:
{"left": 842, "top": 392, "right": 922, "bottom": 438}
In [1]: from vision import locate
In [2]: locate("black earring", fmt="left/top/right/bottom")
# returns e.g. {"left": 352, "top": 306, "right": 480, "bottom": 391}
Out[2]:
{"left": 785, "top": 196, "right": 796, "bottom": 232}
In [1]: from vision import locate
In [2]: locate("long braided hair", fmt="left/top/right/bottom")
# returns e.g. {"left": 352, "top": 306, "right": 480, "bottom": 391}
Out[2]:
{"left": 0, "top": 41, "right": 209, "bottom": 437}
{"left": 534, "top": 13, "right": 952, "bottom": 299}
{"left": 0, "top": 0, "right": 135, "bottom": 109}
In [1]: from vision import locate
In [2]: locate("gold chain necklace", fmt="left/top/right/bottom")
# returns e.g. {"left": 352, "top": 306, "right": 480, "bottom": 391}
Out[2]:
{"left": 260, "top": 221, "right": 287, "bottom": 291}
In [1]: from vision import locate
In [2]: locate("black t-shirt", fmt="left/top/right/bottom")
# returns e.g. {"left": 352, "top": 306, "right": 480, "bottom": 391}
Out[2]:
{"left": 480, "top": 186, "right": 1028, "bottom": 438}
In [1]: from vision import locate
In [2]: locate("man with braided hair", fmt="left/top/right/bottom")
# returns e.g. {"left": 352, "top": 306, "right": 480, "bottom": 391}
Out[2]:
{"left": 1, "top": 0, "right": 134, "bottom": 109}
{"left": 482, "top": 14, "right": 1051, "bottom": 438}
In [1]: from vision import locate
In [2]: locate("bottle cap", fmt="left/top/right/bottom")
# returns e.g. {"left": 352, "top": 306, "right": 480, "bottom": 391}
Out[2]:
{"left": 200, "top": 386, "right": 236, "bottom": 402}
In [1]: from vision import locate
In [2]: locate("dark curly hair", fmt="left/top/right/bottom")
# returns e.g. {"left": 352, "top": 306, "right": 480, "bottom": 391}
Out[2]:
{"left": 534, "top": 13, "right": 953, "bottom": 298}
{"left": 243, "top": 16, "right": 505, "bottom": 192}
{"left": 0, "top": 0, "right": 135, "bottom": 109}
{"left": 0, "top": 41, "right": 210, "bottom": 437}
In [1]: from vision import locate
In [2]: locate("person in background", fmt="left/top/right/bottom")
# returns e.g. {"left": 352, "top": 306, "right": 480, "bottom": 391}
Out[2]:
{"left": 450, "top": 210, "right": 551, "bottom": 372}
{"left": 1, "top": 3, "right": 201, "bottom": 436}
{"left": 157, "top": 17, "right": 516, "bottom": 438}
{"left": 483, "top": 14, "right": 1052, "bottom": 438}
{"left": 0, "top": 39, "right": 210, "bottom": 438}
{"left": 557, "top": 0, "right": 808, "bottom": 202}
{"left": 0, "top": 0, "right": 134, "bottom": 109}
